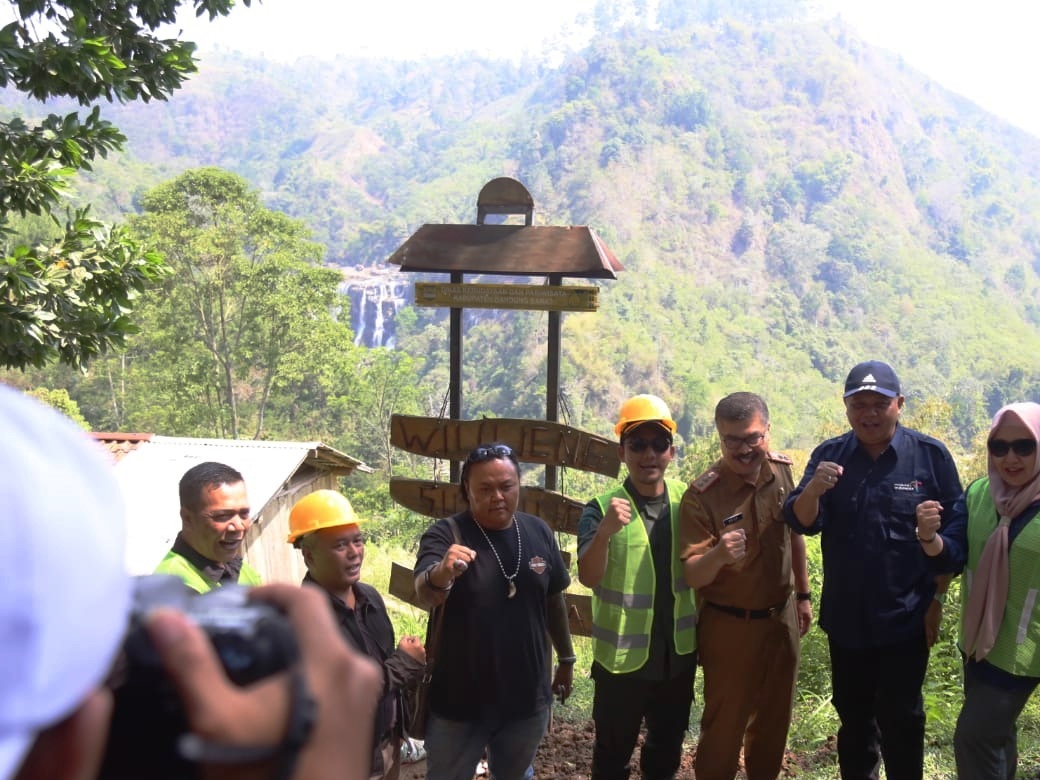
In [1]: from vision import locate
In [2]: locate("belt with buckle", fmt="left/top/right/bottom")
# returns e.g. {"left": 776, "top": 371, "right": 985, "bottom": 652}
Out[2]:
{"left": 705, "top": 596, "right": 789, "bottom": 620}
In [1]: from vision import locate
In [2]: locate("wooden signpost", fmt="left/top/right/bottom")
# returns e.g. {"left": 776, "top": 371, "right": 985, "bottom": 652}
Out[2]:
{"left": 390, "top": 477, "right": 585, "bottom": 535}
{"left": 390, "top": 415, "right": 621, "bottom": 479}
{"left": 384, "top": 178, "right": 622, "bottom": 636}
{"left": 414, "top": 282, "right": 599, "bottom": 312}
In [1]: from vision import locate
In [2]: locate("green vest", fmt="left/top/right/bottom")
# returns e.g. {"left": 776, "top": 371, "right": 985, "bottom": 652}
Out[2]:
{"left": 590, "top": 479, "right": 697, "bottom": 673}
{"left": 155, "top": 550, "right": 263, "bottom": 594}
{"left": 962, "top": 479, "right": 1040, "bottom": 675}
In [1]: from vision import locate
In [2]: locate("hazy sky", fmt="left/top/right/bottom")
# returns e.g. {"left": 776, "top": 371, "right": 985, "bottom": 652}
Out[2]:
{"left": 832, "top": 1, "right": 1040, "bottom": 139}
{"left": 1, "top": 1, "right": 1034, "bottom": 137}
{"left": 164, "top": 0, "right": 1039, "bottom": 138}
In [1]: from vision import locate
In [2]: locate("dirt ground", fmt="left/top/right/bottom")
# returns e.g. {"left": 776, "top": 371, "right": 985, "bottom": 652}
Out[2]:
{"left": 399, "top": 719, "right": 836, "bottom": 779}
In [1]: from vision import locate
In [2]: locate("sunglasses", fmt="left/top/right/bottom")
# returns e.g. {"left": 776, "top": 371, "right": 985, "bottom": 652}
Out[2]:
{"left": 987, "top": 438, "right": 1038, "bottom": 458}
{"left": 626, "top": 436, "right": 672, "bottom": 454}
{"left": 466, "top": 444, "right": 515, "bottom": 463}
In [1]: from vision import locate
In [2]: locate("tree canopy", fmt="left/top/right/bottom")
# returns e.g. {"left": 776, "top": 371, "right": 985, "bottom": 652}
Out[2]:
{"left": 0, "top": 0, "right": 251, "bottom": 370}
{"left": 126, "top": 167, "right": 343, "bottom": 440}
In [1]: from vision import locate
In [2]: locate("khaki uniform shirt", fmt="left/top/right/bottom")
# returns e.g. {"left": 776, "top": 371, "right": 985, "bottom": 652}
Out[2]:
{"left": 679, "top": 453, "right": 795, "bottom": 610}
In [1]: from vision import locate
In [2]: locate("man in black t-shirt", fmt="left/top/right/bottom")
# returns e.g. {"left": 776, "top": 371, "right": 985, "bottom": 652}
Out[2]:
{"left": 414, "top": 443, "right": 575, "bottom": 780}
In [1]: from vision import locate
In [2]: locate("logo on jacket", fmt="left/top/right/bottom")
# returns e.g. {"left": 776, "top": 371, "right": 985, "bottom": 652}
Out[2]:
{"left": 528, "top": 556, "right": 548, "bottom": 574}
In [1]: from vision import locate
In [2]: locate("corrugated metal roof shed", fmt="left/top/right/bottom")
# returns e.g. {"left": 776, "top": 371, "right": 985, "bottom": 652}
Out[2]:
{"left": 91, "top": 434, "right": 370, "bottom": 578}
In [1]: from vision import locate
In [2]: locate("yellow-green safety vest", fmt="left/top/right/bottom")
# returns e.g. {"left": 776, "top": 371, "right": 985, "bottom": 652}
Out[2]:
{"left": 155, "top": 550, "right": 263, "bottom": 594}
{"left": 962, "top": 478, "right": 1040, "bottom": 675}
{"left": 590, "top": 479, "right": 697, "bottom": 673}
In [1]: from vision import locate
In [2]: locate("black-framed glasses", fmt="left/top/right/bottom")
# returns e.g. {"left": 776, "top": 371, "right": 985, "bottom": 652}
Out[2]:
{"left": 626, "top": 436, "right": 672, "bottom": 454}
{"left": 721, "top": 432, "right": 767, "bottom": 450}
{"left": 199, "top": 508, "right": 251, "bottom": 523}
{"left": 467, "top": 444, "right": 514, "bottom": 463}
{"left": 987, "top": 438, "right": 1037, "bottom": 458}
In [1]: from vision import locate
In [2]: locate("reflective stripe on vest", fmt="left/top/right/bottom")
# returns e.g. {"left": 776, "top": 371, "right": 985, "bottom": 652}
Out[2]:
{"left": 592, "top": 586, "right": 653, "bottom": 609}
{"left": 590, "top": 623, "right": 651, "bottom": 650}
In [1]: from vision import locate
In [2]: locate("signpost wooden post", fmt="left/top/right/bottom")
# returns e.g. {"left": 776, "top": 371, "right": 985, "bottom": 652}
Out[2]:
{"left": 414, "top": 282, "right": 599, "bottom": 312}
{"left": 384, "top": 178, "right": 622, "bottom": 635}
{"left": 387, "top": 177, "right": 622, "bottom": 489}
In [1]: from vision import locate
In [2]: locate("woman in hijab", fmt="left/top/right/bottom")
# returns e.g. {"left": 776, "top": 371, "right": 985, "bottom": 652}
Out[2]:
{"left": 915, "top": 402, "right": 1040, "bottom": 780}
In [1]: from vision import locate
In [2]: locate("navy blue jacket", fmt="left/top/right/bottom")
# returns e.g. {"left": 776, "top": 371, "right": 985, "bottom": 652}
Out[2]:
{"left": 783, "top": 425, "right": 962, "bottom": 648}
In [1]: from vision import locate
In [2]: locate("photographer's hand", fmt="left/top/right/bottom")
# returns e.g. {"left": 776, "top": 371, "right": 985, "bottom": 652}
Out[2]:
{"left": 147, "top": 583, "right": 381, "bottom": 780}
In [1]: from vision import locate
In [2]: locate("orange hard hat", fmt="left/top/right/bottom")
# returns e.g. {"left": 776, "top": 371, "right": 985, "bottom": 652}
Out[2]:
{"left": 287, "top": 489, "right": 362, "bottom": 545}
{"left": 614, "top": 394, "right": 677, "bottom": 437}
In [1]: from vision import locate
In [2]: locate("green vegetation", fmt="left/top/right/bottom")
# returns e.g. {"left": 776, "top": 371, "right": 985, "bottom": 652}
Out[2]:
{"left": 4, "top": 1, "right": 1040, "bottom": 774}
{"left": 126, "top": 167, "right": 342, "bottom": 439}
{"left": 0, "top": 0, "right": 253, "bottom": 369}
{"left": 6, "top": 6, "right": 1039, "bottom": 448}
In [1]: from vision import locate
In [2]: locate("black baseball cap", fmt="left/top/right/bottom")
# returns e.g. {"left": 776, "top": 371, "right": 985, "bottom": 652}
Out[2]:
{"left": 843, "top": 360, "right": 901, "bottom": 399}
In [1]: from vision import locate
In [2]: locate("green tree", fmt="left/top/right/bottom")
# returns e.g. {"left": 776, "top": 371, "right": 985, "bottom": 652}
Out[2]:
{"left": 130, "top": 168, "right": 343, "bottom": 439}
{"left": 0, "top": 0, "right": 251, "bottom": 370}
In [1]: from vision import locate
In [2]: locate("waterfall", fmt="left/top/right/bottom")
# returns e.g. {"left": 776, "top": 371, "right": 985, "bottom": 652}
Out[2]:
{"left": 371, "top": 282, "right": 387, "bottom": 346}
{"left": 352, "top": 284, "right": 369, "bottom": 346}
{"left": 341, "top": 272, "right": 410, "bottom": 348}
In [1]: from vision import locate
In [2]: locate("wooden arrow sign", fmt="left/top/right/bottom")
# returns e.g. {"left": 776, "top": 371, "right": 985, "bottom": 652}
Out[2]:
{"left": 389, "top": 478, "right": 584, "bottom": 535}
{"left": 390, "top": 415, "right": 620, "bottom": 478}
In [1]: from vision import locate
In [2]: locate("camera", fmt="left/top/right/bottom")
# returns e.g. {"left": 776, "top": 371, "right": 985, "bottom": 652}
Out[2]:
{"left": 99, "top": 575, "right": 299, "bottom": 780}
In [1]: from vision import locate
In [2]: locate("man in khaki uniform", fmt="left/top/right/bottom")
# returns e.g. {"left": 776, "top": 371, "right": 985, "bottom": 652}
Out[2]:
{"left": 680, "top": 392, "right": 812, "bottom": 780}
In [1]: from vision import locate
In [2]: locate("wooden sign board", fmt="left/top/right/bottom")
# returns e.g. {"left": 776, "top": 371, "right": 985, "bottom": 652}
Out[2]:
{"left": 390, "top": 478, "right": 584, "bottom": 535}
{"left": 414, "top": 282, "right": 599, "bottom": 312}
{"left": 389, "top": 561, "right": 421, "bottom": 607}
{"left": 388, "top": 561, "right": 594, "bottom": 637}
{"left": 390, "top": 415, "right": 620, "bottom": 478}
{"left": 566, "top": 592, "right": 593, "bottom": 637}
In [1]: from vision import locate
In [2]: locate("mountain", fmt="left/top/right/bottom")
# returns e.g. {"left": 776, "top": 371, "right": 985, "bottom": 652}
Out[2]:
{"left": 4, "top": 7, "right": 1039, "bottom": 462}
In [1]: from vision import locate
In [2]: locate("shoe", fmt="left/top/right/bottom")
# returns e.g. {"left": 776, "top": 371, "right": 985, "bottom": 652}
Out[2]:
{"left": 401, "top": 738, "right": 427, "bottom": 764}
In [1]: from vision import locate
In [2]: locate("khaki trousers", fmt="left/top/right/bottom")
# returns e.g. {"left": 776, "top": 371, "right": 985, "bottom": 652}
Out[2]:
{"left": 695, "top": 599, "right": 800, "bottom": 780}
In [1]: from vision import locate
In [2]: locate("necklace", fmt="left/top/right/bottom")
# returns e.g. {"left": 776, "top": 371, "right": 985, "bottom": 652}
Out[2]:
{"left": 473, "top": 514, "right": 522, "bottom": 599}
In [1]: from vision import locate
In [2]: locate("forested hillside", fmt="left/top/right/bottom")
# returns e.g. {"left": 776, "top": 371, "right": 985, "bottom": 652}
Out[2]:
{"left": 3, "top": 1, "right": 1040, "bottom": 486}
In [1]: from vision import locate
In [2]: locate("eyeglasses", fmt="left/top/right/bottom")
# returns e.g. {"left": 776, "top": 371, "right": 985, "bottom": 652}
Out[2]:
{"left": 987, "top": 438, "right": 1037, "bottom": 458}
{"left": 626, "top": 436, "right": 672, "bottom": 454}
{"left": 467, "top": 444, "right": 514, "bottom": 463}
{"left": 721, "top": 432, "right": 767, "bottom": 450}
{"left": 199, "top": 508, "right": 251, "bottom": 523}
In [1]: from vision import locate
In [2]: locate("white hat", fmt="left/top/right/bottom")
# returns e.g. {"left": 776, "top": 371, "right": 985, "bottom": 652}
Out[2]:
{"left": 0, "top": 386, "right": 131, "bottom": 779}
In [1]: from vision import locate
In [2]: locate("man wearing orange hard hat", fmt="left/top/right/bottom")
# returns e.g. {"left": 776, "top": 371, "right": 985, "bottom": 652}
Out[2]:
{"left": 288, "top": 490, "right": 426, "bottom": 780}
{"left": 577, "top": 395, "right": 698, "bottom": 780}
